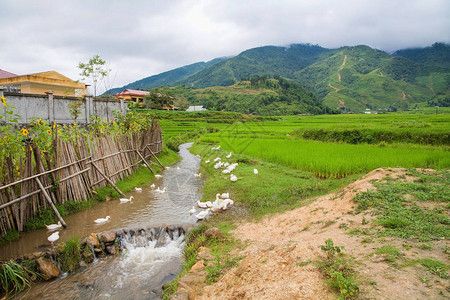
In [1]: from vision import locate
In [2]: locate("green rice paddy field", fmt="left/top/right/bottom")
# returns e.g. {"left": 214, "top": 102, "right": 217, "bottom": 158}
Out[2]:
{"left": 154, "top": 111, "right": 449, "bottom": 178}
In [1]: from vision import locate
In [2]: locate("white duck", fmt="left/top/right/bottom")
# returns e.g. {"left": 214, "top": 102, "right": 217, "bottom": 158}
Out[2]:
{"left": 221, "top": 192, "right": 230, "bottom": 199}
{"left": 205, "top": 159, "right": 210, "bottom": 164}
{"left": 197, "top": 200, "right": 209, "bottom": 209}
{"left": 150, "top": 183, "right": 156, "bottom": 189}
{"left": 230, "top": 174, "right": 237, "bottom": 182}
{"left": 194, "top": 173, "right": 202, "bottom": 178}
{"left": 221, "top": 199, "right": 234, "bottom": 210}
{"left": 189, "top": 206, "right": 196, "bottom": 215}
{"left": 155, "top": 174, "right": 163, "bottom": 178}
{"left": 94, "top": 216, "right": 111, "bottom": 224}
{"left": 135, "top": 187, "right": 142, "bottom": 192}
{"left": 46, "top": 221, "right": 62, "bottom": 230}
{"left": 156, "top": 187, "right": 166, "bottom": 194}
{"left": 120, "top": 196, "right": 134, "bottom": 203}
{"left": 254, "top": 169, "right": 258, "bottom": 175}
{"left": 226, "top": 152, "right": 232, "bottom": 158}
{"left": 195, "top": 209, "right": 210, "bottom": 220}
{"left": 47, "top": 231, "right": 59, "bottom": 245}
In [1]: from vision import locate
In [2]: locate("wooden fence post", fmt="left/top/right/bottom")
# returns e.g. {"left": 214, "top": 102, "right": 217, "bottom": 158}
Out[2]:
{"left": 35, "top": 177, "right": 67, "bottom": 228}
{"left": 135, "top": 150, "right": 154, "bottom": 173}
{"left": 90, "top": 161, "right": 126, "bottom": 197}
{"left": 146, "top": 145, "right": 165, "bottom": 169}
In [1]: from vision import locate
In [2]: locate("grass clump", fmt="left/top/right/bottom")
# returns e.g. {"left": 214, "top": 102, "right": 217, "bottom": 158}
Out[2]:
{"left": 417, "top": 258, "right": 449, "bottom": 279}
{"left": 0, "top": 260, "right": 38, "bottom": 296}
{"left": 316, "top": 239, "right": 359, "bottom": 299}
{"left": 353, "top": 169, "right": 450, "bottom": 241}
{"left": 58, "top": 238, "right": 81, "bottom": 272}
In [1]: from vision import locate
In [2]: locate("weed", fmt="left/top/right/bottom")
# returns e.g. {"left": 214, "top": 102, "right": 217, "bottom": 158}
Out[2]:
{"left": 361, "top": 237, "right": 373, "bottom": 243}
{"left": 369, "top": 280, "right": 377, "bottom": 286}
{"left": 375, "top": 245, "right": 402, "bottom": 258}
{"left": 323, "top": 220, "right": 336, "bottom": 228}
{"left": 417, "top": 244, "right": 433, "bottom": 251}
{"left": 317, "top": 239, "right": 359, "bottom": 299}
{"left": 298, "top": 258, "right": 312, "bottom": 267}
{"left": 402, "top": 244, "right": 412, "bottom": 250}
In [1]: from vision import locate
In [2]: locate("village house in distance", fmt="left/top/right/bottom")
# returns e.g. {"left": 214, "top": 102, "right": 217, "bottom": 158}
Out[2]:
{"left": 115, "top": 89, "right": 149, "bottom": 104}
{"left": 0, "top": 69, "right": 87, "bottom": 97}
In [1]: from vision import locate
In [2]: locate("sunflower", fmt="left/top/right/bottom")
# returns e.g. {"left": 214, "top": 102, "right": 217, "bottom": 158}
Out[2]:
{"left": 21, "top": 128, "right": 29, "bottom": 136}
{"left": 47, "top": 129, "right": 52, "bottom": 135}
{"left": 1, "top": 96, "right": 6, "bottom": 106}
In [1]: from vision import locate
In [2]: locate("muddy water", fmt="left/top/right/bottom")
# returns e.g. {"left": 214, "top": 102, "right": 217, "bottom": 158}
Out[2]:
{"left": 5, "top": 143, "right": 204, "bottom": 299}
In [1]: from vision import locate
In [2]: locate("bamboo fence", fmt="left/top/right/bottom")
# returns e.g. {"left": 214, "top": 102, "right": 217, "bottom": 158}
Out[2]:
{"left": 0, "top": 120, "right": 164, "bottom": 238}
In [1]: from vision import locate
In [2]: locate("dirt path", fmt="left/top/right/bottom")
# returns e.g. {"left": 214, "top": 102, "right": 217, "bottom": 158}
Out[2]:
{"left": 337, "top": 55, "right": 347, "bottom": 82}
{"left": 196, "top": 168, "right": 448, "bottom": 299}
{"left": 328, "top": 83, "right": 340, "bottom": 93}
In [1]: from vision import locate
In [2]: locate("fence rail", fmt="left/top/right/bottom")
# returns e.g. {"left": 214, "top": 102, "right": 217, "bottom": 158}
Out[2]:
{"left": 0, "top": 119, "right": 163, "bottom": 238}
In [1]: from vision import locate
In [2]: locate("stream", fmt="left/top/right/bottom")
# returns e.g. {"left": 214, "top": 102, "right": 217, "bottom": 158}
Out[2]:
{"left": 4, "top": 142, "right": 203, "bottom": 299}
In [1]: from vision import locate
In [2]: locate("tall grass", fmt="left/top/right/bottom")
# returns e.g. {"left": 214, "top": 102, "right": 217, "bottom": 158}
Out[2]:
{"left": 201, "top": 137, "right": 449, "bottom": 178}
{"left": 0, "top": 260, "right": 36, "bottom": 295}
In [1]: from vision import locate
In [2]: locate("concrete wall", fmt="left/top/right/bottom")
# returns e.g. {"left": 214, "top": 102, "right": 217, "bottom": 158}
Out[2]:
{"left": 0, "top": 87, "right": 127, "bottom": 124}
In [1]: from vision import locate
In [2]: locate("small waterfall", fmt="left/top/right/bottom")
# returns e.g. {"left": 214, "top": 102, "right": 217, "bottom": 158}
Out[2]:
{"left": 111, "top": 226, "right": 187, "bottom": 294}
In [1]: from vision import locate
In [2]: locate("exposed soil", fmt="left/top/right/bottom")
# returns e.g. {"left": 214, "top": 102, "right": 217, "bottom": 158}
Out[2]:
{"left": 176, "top": 168, "right": 449, "bottom": 299}
{"left": 328, "top": 83, "right": 341, "bottom": 93}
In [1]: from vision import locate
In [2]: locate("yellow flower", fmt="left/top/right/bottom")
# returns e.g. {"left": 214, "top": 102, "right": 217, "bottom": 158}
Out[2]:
{"left": 21, "top": 128, "right": 29, "bottom": 136}
{"left": 53, "top": 123, "right": 56, "bottom": 129}
{"left": 58, "top": 129, "right": 62, "bottom": 135}
{"left": 1, "top": 96, "right": 6, "bottom": 106}
{"left": 63, "top": 124, "right": 66, "bottom": 128}
{"left": 47, "top": 130, "right": 52, "bottom": 135}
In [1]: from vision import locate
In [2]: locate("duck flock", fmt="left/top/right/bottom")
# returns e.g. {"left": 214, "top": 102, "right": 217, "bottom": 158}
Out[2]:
{"left": 191, "top": 145, "right": 259, "bottom": 221}
{"left": 45, "top": 144, "right": 258, "bottom": 244}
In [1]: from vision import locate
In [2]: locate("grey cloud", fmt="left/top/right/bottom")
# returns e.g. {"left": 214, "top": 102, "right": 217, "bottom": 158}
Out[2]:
{"left": 0, "top": 0, "right": 449, "bottom": 92}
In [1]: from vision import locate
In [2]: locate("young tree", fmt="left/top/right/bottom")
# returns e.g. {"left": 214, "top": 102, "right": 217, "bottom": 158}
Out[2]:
{"left": 78, "top": 55, "right": 111, "bottom": 97}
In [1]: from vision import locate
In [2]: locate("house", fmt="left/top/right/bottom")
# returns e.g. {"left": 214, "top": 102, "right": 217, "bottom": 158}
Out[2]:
{"left": 186, "top": 105, "right": 206, "bottom": 112}
{"left": 115, "top": 89, "right": 150, "bottom": 104}
{"left": 0, "top": 70, "right": 87, "bottom": 97}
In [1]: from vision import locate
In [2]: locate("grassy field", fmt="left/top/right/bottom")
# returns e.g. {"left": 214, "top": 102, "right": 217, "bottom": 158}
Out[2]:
{"left": 152, "top": 110, "right": 449, "bottom": 178}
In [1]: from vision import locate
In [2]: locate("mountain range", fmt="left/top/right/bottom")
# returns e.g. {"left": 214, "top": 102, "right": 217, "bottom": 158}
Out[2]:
{"left": 107, "top": 42, "right": 450, "bottom": 111}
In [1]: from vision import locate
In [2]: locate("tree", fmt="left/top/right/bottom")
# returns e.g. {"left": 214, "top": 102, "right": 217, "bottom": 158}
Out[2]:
{"left": 78, "top": 55, "right": 111, "bottom": 97}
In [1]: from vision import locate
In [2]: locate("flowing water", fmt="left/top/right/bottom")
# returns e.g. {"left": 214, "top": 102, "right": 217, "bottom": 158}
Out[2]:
{"left": 3, "top": 143, "right": 204, "bottom": 299}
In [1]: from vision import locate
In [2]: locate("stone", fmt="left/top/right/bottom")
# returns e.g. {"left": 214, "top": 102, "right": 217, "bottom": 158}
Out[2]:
{"left": 23, "top": 252, "right": 41, "bottom": 260}
{"left": 83, "top": 233, "right": 100, "bottom": 248}
{"left": 190, "top": 260, "right": 205, "bottom": 272}
{"left": 197, "top": 247, "right": 214, "bottom": 261}
{"left": 98, "top": 230, "right": 116, "bottom": 243}
{"left": 82, "top": 250, "right": 95, "bottom": 263}
{"left": 36, "top": 257, "right": 60, "bottom": 280}
{"left": 204, "top": 227, "right": 223, "bottom": 238}
{"left": 106, "top": 245, "right": 117, "bottom": 255}
{"left": 94, "top": 247, "right": 103, "bottom": 254}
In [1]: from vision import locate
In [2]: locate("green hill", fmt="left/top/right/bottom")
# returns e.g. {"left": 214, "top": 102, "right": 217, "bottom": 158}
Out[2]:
{"left": 393, "top": 42, "right": 450, "bottom": 68}
{"left": 294, "top": 45, "right": 446, "bottom": 111}
{"left": 175, "top": 44, "right": 333, "bottom": 87}
{"left": 150, "top": 76, "right": 337, "bottom": 115}
{"left": 105, "top": 58, "right": 226, "bottom": 95}
{"left": 108, "top": 42, "right": 450, "bottom": 112}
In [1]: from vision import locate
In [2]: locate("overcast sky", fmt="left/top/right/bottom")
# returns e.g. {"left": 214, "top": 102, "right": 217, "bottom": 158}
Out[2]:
{"left": 1, "top": 0, "right": 449, "bottom": 93}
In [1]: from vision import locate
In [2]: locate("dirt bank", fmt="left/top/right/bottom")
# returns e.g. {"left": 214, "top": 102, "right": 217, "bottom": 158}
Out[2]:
{"left": 180, "top": 168, "right": 448, "bottom": 299}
